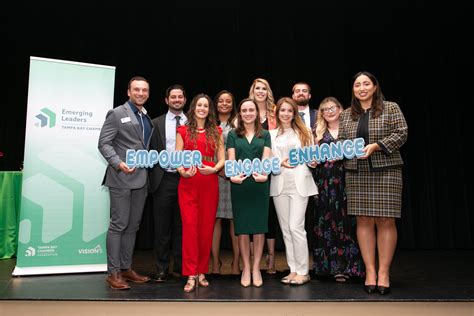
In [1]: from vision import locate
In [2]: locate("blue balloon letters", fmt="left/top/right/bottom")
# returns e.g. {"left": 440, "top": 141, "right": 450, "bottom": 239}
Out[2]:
{"left": 126, "top": 149, "right": 202, "bottom": 169}
{"left": 224, "top": 157, "right": 281, "bottom": 177}
{"left": 288, "top": 138, "right": 365, "bottom": 166}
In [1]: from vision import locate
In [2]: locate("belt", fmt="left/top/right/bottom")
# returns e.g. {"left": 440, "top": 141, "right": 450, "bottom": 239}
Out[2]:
{"left": 165, "top": 170, "right": 180, "bottom": 177}
{"left": 202, "top": 155, "right": 215, "bottom": 163}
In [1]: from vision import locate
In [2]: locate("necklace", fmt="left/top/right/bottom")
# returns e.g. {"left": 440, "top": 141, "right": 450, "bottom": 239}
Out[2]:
{"left": 246, "top": 132, "right": 254, "bottom": 143}
{"left": 328, "top": 127, "right": 339, "bottom": 139}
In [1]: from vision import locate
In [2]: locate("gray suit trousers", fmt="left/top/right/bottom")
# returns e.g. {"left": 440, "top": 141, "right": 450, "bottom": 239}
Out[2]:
{"left": 107, "top": 186, "right": 147, "bottom": 273}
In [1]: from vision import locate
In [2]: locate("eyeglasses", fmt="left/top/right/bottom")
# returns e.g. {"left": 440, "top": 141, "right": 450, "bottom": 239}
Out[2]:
{"left": 321, "top": 105, "right": 338, "bottom": 113}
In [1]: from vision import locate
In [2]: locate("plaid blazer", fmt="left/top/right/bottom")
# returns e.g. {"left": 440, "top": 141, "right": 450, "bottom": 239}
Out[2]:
{"left": 339, "top": 101, "right": 408, "bottom": 171}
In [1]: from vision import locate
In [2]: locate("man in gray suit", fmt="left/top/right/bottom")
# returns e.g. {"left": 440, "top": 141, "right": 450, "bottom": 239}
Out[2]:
{"left": 98, "top": 76, "right": 154, "bottom": 290}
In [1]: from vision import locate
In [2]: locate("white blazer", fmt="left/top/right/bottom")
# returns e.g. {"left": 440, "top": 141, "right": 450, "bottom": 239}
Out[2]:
{"left": 269, "top": 129, "right": 318, "bottom": 198}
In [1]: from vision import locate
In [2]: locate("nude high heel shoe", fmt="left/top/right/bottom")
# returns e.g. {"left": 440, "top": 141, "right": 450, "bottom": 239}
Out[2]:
{"left": 184, "top": 275, "right": 198, "bottom": 293}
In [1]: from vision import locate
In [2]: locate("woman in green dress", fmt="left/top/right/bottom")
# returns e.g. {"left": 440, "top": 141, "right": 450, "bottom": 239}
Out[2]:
{"left": 227, "top": 98, "right": 272, "bottom": 288}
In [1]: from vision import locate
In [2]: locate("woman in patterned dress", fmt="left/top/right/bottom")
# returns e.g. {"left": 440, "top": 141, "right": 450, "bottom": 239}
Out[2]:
{"left": 312, "top": 97, "right": 364, "bottom": 282}
{"left": 210, "top": 90, "right": 240, "bottom": 276}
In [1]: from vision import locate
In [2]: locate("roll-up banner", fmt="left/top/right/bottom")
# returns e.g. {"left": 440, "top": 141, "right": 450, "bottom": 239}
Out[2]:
{"left": 13, "top": 57, "right": 115, "bottom": 276}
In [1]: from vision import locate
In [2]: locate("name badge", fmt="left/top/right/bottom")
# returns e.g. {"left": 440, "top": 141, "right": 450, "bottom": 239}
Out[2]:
{"left": 121, "top": 117, "right": 131, "bottom": 123}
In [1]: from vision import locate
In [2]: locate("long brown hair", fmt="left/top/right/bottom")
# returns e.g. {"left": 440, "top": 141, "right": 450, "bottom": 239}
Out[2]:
{"left": 350, "top": 71, "right": 384, "bottom": 120}
{"left": 234, "top": 98, "right": 263, "bottom": 138}
{"left": 275, "top": 97, "right": 312, "bottom": 147}
{"left": 185, "top": 93, "right": 222, "bottom": 150}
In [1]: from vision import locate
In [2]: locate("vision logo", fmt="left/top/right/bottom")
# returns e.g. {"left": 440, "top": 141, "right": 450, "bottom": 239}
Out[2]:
{"left": 78, "top": 244, "right": 103, "bottom": 255}
{"left": 25, "top": 246, "right": 36, "bottom": 257}
{"left": 35, "top": 108, "right": 56, "bottom": 128}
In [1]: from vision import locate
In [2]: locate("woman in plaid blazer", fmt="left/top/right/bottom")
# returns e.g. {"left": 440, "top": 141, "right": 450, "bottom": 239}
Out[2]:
{"left": 339, "top": 71, "right": 408, "bottom": 295}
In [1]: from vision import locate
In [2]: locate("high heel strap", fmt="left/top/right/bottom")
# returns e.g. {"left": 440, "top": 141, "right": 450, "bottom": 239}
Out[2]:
{"left": 184, "top": 275, "right": 198, "bottom": 293}
{"left": 266, "top": 253, "right": 276, "bottom": 274}
{"left": 198, "top": 274, "right": 209, "bottom": 287}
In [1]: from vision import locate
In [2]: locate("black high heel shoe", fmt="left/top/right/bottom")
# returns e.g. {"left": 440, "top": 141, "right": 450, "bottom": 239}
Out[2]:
{"left": 210, "top": 260, "right": 222, "bottom": 276}
{"left": 364, "top": 284, "right": 377, "bottom": 294}
{"left": 377, "top": 285, "right": 391, "bottom": 295}
{"left": 265, "top": 253, "right": 276, "bottom": 275}
{"left": 230, "top": 260, "right": 241, "bottom": 276}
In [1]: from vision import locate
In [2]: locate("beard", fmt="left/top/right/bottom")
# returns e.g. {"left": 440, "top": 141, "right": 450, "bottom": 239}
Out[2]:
{"left": 169, "top": 103, "right": 185, "bottom": 111}
{"left": 294, "top": 97, "right": 309, "bottom": 106}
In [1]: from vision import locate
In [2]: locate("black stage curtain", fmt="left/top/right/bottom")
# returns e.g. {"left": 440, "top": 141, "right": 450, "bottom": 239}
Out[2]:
{"left": 2, "top": 2, "right": 472, "bottom": 249}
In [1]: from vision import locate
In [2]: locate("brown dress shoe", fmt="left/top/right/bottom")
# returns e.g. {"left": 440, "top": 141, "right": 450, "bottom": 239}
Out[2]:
{"left": 106, "top": 272, "right": 130, "bottom": 290}
{"left": 121, "top": 269, "right": 151, "bottom": 283}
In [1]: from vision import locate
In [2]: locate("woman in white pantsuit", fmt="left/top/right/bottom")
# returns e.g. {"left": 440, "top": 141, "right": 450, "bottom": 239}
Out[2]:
{"left": 270, "top": 97, "right": 318, "bottom": 285}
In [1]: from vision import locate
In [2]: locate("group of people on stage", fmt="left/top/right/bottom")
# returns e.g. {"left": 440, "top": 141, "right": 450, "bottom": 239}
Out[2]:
{"left": 98, "top": 71, "right": 408, "bottom": 295}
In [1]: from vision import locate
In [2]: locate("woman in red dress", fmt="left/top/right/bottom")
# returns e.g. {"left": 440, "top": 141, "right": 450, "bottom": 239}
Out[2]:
{"left": 176, "top": 93, "right": 225, "bottom": 292}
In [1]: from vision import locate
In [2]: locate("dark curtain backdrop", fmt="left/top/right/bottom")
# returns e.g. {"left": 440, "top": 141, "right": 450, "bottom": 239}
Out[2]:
{"left": 1, "top": 1, "right": 472, "bottom": 249}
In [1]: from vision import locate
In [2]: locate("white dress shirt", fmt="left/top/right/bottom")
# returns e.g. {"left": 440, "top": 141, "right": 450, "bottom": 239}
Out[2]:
{"left": 165, "top": 111, "right": 187, "bottom": 153}
{"left": 298, "top": 106, "right": 311, "bottom": 129}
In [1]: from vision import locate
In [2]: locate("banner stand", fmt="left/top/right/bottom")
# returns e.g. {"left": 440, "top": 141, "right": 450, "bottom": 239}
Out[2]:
{"left": 13, "top": 57, "right": 115, "bottom": 276}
